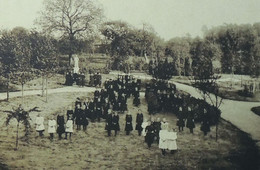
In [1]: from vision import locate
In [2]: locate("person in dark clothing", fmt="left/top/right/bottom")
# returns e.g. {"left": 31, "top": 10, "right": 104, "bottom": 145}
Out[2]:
{"left": 135, "top": 111, "right": 143, "bottom": 136}
{"left": 200, "top": 109, "right": 210, "bottom": 136}
{"left": 105, "top": 110, "right": 113, "bottom": 136}
{"left": 67, "top": 106, "right": 74, "bottom": 121}
{"left": 133, "top": 95, "right": 140, "bottom": 107}
{"left": 145, "top": 121, "right": 155, "bottom": 148}
{"left": 112, "top": 112, "right": 120, "bottom": 136}
{"left": 125, "top": 112, "right": 133, "bottom": 135}
{"left": 57, "top": 112, "right": 65, "bottom": 140}
{"left": 82, "top": 105, "right": 89, "bottom": 131}
{"left": 177, "top": 107, "right": 185, "bottom": 132}
{"left": 186, "top": 107, "right": 195, "bottom": 133}
{"left": 74, "top": 104, "right": 81, "bottom": 130}
{"left": 153, "top": 117, "right": 161, "bottom": 144}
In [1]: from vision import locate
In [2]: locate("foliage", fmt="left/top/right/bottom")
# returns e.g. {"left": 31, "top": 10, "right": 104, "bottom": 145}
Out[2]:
{"left": 4, "top": 106, "right": 40, "bottom": 149}
{"left": 36, "top": 0, "right": 103, "bottom": 63}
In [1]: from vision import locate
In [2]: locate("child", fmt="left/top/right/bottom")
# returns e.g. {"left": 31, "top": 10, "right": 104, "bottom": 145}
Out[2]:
{"left": 48, "top": 115, "right": 56, "bottom": 141}
{"left": 65, "top": 116, "right": 73, "bottom": 140}
{"left": 35, "top": 114, "right": 45, "bottom": 137}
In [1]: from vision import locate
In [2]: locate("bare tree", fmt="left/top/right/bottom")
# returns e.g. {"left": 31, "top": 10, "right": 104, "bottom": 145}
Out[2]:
{"left": 36, "top": 0, "right": 103, "bottom": 65}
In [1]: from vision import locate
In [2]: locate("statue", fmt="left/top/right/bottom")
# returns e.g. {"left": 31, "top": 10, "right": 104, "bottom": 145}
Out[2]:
{"left": 73, "top": 55, "right": 79, "bottom": 74}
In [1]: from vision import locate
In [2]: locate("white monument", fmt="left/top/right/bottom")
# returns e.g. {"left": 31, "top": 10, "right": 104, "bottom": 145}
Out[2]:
{"left": 73, "top": 55, "right": 79, "bottom": 74}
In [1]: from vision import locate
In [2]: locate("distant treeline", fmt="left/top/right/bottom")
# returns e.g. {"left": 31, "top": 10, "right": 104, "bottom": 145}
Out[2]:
{"left": 0, "top": 22, "right": 259, "bottom": 79}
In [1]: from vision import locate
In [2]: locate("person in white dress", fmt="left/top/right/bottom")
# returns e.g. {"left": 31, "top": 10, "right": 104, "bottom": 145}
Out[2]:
{"left": 167, "top": 129, "right": 178, "bottom": 154}
{"left": 65, "top": 117, "right": 73, "bottom": 140}
{"left": 48, "top": 116, "right": 56, "bottom": 141}
{"left": 35, "top": 114, "right": 45, "bottom": 137}
{"left": 161, "top": 118, "right": 169, "bottom": 130}
{"left": 159, "top": 127, "right": 168, "bottom": 155}
{"left": 141, "top": 118, "right": 149, "bottom": 136}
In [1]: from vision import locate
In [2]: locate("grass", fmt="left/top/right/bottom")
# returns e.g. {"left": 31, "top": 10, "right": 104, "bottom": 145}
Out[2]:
{"left": 0, "top": 89, "right": 259, "bottom": 169}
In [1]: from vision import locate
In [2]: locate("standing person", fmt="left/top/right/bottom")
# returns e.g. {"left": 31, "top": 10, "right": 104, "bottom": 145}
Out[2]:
{"left": 153, "top": 117, "right": 161, "bottom": 144}
{"left": 67, "top": 106, "right": 74, "bottom": 121}
{"left": 176, "top": 107, "right": 185, "bottom": 132}
{"left": 135, "top": 111, "right": 143, "bottom": 136}
{"left": 186, "top": 112, "right": 195, "bottom": 134}
{"left": 75, "top": 104, "right": 81, "bottom": 130}
{"left": 161, "top": 118, "right": 169, "bottom": 131}
{"left": 167, "top": 129, "right": 178, "bottom": 154}
{"left": 125, "top": 112, "right": 133, "bottom": 135}
{"left": 57, "top": 112, "right": 65, "bottom": 140}
{"left": 35, "top": 114, "right": 45, "bottom": 137}
{"left": 105, "top": 110, "right": 113, "bottom": 136}
{"left": 82, "top": 105, "right": 89, "bottom": 132}
{"left": 48, "top": 115, "right": 56, "bottom": 141}
{"left": 112, "top": 112, "right": 120, "bottom": 136}
{"left": 201, "top": 108, "right": 210, "bottom": 136}
{"left": 159, "top": 127, "right": 168, "bottom": 156}
{"left": 145, "top": 121, "right": 155, "bottom": 148}
{"left": 141, "top": 119, "right": 149, "bottom": 136}
{"left": 65, "top": 117, "right": 73, "bottom": 140}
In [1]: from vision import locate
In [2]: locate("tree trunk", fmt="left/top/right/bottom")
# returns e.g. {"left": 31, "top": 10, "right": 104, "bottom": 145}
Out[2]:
{"left": 15, "top": 122, "right": 19, "bottom": 150}
{"left": 46, "top": 77, "right": 48, "bottom": 103}
{"left": 22, "top": 83, "right": 24, "bottom": 104}
{"left": 42, "top": 74, "right": 45, "bottom": 97}
{"left": 6, "top": 75, "right": 10, "bottom": 101}
{"left": 69, "top": 54, "right": 72, "bottom": 66}
{"left": 216, "top": 122, "right": 218, "bottom": 141}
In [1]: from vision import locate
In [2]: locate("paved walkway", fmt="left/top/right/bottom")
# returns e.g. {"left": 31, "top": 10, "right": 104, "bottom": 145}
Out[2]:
{"left": 0, "top": 86, "right": 97, "bottom": 101}
{"left": 172, "top": 82, "right": 260, "bottom": 147}
{"left": 1, "top": 74, "right": 260, "bottom": 147}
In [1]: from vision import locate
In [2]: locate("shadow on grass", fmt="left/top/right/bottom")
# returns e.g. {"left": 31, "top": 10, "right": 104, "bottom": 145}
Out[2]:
{"left": 199, "top": 119, "right": 260, "bottom": 170}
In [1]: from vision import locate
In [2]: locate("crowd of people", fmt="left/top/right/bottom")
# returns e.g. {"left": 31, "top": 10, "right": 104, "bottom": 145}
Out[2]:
{"left": 65, "top": 71, "right": 86, "bottom": 86}
{"left": 89, "top": 72, "right": 102, "bottom": 87}
{"left": 145, "top": 79, "right": 220, "bottom": 136}
{"left": 34, "top": 74, "right": 220, "bottom": 156}
{"left": 148, "top": 59, "right": 175, "bottom": 80}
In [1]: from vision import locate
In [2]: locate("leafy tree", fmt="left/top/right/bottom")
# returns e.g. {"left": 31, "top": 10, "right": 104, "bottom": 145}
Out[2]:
{"left": 191, "top": 63, "right": 223, "bottom": 140}
{"left": 165, "top": 37, "right": 192, "bottom": 76}
{"left": 4, "top": 105, "right": 40, "bottom": 150}
{"left": 36, "top": 0, "right": 103, "bottom": 65}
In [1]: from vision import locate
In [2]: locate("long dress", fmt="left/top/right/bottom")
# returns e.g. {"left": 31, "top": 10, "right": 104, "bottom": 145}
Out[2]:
{"left": 112, "top": 115, "right": 120, "bottom": 131}
{"left": 159, "top": 130, "right": 168, "bottom": 149}
{"left": 141, "top": 121, "right": 149, "bottom": 136}
{"left": 65, "top": 120, "right": 73, "bottom": 133}
{"left": 145, "top": 125, "right": 155, "bottom": 146}
{"left": 36, "top": 116, "right": 45, "bottom": 132}
{"left": 135, "top": 113, "right": 143, "bottom": 131}
{"left": 57, "top": 115, "right": 65, "bottom": 134}
{"left": 167, "top": 131, "right": 177, "bottom": 150}
{"left": 48, "top": 120, "right": 56, "bottom": 134}
{"left": 125, "top": 115, "right": 133, "bottom": 131}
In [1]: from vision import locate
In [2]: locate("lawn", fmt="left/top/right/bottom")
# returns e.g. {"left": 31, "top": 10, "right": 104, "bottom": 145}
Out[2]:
{"left": 0, "top": 88, "right": 259, "bottom": 169}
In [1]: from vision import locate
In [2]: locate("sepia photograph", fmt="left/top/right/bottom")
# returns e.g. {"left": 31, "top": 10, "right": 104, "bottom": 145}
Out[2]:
{"left": 0, "top": 0, "right": 260, "bottom": 169}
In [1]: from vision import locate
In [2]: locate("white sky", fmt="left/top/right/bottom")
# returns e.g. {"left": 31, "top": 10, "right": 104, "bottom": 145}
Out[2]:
{"left": 0, "top": 0, "right": 259, "bottom": 40}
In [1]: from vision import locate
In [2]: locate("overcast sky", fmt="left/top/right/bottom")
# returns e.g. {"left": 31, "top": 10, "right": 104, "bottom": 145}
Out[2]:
{"left": 0, "top": 0, "right": 259, "bottom": 40}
